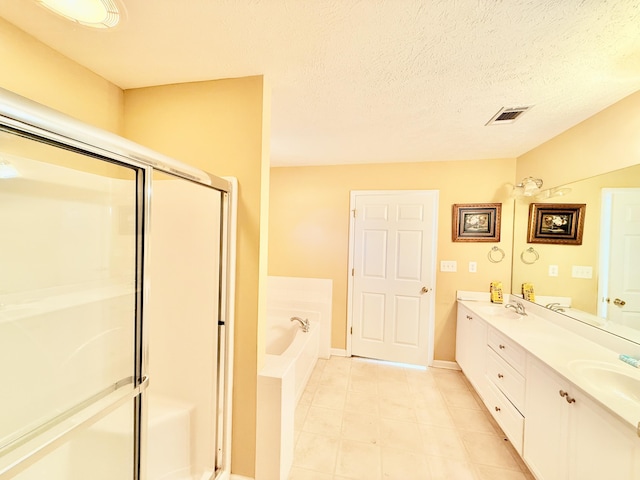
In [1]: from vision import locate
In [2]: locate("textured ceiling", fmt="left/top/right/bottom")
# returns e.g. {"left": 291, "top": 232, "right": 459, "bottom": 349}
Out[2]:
{"left": 1, "top": 1, "right": 639, "bottom": 166}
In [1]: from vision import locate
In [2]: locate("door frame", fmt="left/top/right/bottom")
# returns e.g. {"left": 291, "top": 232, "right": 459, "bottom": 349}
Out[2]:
{"left": 346, "top": 189, "right": 439, "bottom": 366}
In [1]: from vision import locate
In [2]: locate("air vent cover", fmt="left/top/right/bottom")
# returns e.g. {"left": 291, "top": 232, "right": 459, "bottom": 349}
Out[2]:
{"left": 486, "top": 106, "right": 533, "bottom": 125}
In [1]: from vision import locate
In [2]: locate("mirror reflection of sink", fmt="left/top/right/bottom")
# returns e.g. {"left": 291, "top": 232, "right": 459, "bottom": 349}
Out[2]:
{"left": 475, "top": 305, "right": 523, "bottom": 321}
{"left": 568, "top": 360, "right": 640, "bottom": 405}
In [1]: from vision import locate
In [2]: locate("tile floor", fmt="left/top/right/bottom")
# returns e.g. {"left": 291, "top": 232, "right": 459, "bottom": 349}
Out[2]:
{"left": 290, "top": 356, "right": 536, "bottom": 480}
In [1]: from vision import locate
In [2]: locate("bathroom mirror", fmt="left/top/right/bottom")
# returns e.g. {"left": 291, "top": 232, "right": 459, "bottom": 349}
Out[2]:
{"left": 511, "top": 163, "right": 640, "bottom": 345}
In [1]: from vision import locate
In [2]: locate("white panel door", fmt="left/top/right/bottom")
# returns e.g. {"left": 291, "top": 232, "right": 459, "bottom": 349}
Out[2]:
{"left": 350, "top": 191, "right": 438, "bottom": 365}
{"left": 606, "top": 189, "right": 640, "bottom": 328}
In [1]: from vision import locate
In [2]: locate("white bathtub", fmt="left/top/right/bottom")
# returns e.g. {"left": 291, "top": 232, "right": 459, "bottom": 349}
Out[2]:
{"left": 257, "top": 309, "right": 321, "bottom": 480}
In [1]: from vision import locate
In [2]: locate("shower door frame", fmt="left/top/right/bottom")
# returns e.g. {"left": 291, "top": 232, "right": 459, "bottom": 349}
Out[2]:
{"left": 0, "top": 87, "right": 236, "bottom": 480}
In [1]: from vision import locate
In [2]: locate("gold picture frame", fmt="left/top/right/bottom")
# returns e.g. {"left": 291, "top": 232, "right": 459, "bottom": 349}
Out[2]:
{"left": 527, "top": 203, "right": 586, "bottom": 245}
{"left": 452, "top": 203, "right": 501, "bottom": 242}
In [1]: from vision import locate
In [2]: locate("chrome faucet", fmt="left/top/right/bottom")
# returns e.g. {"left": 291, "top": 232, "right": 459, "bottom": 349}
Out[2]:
{"left": 545, "top": 302, "right": 566, "bottom": 312}
{"left": 290, "top": 316, "right": 310, "bottom": 332}
{"left": 505, "top": 301, "right": 527, "bottom": 316}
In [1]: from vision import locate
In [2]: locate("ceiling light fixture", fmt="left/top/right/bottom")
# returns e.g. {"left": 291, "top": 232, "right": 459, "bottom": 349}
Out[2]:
{"left": 36, "top": 0, "right": 120, "bottom": 29}
{"left": 512, "top": 177, "right": 543, "bottom": 197}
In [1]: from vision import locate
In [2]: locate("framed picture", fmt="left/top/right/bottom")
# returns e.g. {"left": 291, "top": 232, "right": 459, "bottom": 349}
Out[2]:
{"left": 452, "top": 203, "right": 501, "bottom": 242}
{"left": 527, "top": 203, "right": 586, "bottom": 245}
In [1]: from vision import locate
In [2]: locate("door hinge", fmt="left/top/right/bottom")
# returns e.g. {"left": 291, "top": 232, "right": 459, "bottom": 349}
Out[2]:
{"left": 350, "top": 327, "right": 353, "bottom": 335}
{"left": 637, "top": 421, "right": 640, "bottom": 438}
{"left": 352, "top": 209, "right": 356, "bottom": 218}
{"left": 351, "top": 268, "right": 354, "bottom": 276}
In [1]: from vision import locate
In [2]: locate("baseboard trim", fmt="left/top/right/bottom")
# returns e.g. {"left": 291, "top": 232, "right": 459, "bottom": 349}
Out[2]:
{"left": 229, "top": 474, "right": 253, "bottom": 480}
{"left": 330, "top": 348, "right": 348, "bottom": 357}
{"left": 431, "top": 360, "right": 461, "bottom": 370}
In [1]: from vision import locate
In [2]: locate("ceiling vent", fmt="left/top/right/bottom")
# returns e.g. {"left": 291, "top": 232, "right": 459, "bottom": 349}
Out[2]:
{"left": 485, "top": 105, "right": 533, "bottom": 126}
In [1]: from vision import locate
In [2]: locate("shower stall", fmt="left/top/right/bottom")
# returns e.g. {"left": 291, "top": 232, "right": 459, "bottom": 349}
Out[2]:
{"left": 0, "top": 88, "right": 236, "bottom": 480}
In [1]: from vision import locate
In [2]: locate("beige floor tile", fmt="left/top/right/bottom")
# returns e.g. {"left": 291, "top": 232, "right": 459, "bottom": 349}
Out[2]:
{"left": 348, "top": 373, "right": 378, "bottom": 394}
{"left": 440, "top": 387, "right": 482, "bottom": 410}
{"left": 378, "top": 395, "right": 417, "bottom": 421}
{"left": 415, "top": 403, "right": 456, "bottom": 428}
{"left": 299, "top": 385, "right": 317, "bottom": 406}
{"left": 350, "top": 357, "right": 379, "bottom": 376}
{"left": 293, "top": 432, "right": 340, "bottom": 474}
{"left": 474, "top": 464, "right": 531, "bottom": 480}
{"left": 381, "top": 447, "right": 431, "bottom": 480}
{"left": 288, "top": 466, "right": 333, "bottom": 480}
{"left": 302, "top": 406, "right": 343, "bottom": 436}
{"left": 344, "top": 390, "right": 379, "bottom": 416}
{"left": 335, "top": 439, "right": 382, "bottom": 480}
{"left": 419, "top": 424, "right": 466, "bottom": 460}
{"left": 459, "top": 431, "right": 522, "bottom": 470}
{"left": 380, "top": 418, "right": 424, "bottom": 453}
{"left": 341, "top": 412, "right": 380, "bottom": 444}
{"left": 448, "top": 406, "right": 501, "bottom": 434}
{"left": 426, "top": 456, "right": 477, "bottom": 480}
{"left": 313, "top": 385, "right": 347, "bottom": 410}
{"left": 320, "top": 369, "right": 350, "bottom": 389}
{"left": 324, "top": 356, "right": 352, "bottom": 375}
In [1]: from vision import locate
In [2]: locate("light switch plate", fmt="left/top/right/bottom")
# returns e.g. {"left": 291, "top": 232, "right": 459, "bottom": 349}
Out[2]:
{"left": 572, "top": 265, "right": 593, "bottom": 279}
{"left": 440, "top": 260, "right": 457, "bottom": 272}
{"left": 548, "top": 265, "right": 558, "bottom": 277}
{"left": 469, "top": 261, "right": 477, "bottom": 273}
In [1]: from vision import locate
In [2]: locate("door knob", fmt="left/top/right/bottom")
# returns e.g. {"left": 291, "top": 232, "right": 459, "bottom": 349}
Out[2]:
{"left": 421, "top": 287, "right": 431, "bottom": 294}
{"left": 613, "top": 298, "right": 626, "bottom": 307}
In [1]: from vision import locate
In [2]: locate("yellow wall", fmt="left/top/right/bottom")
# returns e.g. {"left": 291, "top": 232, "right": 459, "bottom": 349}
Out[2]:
{"left": 517, "top": 90, "right": 640, "bottom": 189}
{"left": 268, "top": 159, "right": 515, "bottom": 362}
{"left": 122, "top": 77, "right": 269, "bottom": 478}
{"left": 0, "top": 17, "right": 123, "bottom": 133}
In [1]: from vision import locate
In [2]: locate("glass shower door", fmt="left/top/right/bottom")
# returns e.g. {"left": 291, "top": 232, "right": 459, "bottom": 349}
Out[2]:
{"left": 0, "top": 128, "right": 144, "bottom": 479}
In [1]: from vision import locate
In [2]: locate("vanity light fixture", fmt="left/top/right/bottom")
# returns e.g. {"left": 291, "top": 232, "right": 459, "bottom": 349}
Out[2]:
{"left": 512, "top": 177, "right": 543, "bottom": 197}
{"left": 36, "top": 0, "right": 121, "bottom": 29}
{"left": 535, "top": 186, "right": 572, "bottom": 200}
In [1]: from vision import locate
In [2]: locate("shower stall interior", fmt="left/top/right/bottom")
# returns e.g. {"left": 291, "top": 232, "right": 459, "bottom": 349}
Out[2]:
{"left": 0, "top": 88, "right": 236, "bottom": 480}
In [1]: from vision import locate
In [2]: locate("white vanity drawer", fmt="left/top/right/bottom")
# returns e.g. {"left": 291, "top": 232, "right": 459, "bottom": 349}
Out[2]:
{"left": 483, "top": 376, "right": 524, "bottom": 455}
{"left": 487, "top": 327, "right": 526, "bottom": 374}
{"left": 486, "top": 348, "right": 525, "bottom": 413}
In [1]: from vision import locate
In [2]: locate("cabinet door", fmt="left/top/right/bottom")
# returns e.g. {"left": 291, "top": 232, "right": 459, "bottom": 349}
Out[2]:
{"left": 569, "top": 391, "right": 639, "bottom": 480}
{"left": 455, "top": 304, "right": 487, "bottom": 395}
{"left": 523, "top": 358, "right": 569, "bottom": 480}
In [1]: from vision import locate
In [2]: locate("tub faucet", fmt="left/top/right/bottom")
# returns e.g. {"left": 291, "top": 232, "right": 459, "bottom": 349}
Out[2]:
{"left": 545, "top": 302, "right": 566, "bottom": 312}
{"left": 505, "top": 301, "right": 527, "bottom": 316}
{"left": 290, "top": 316, "right": 310, "bottom": 332}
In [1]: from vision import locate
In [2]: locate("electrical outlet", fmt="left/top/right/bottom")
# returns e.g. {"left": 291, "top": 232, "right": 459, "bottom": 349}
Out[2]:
{"left": 572, "top": 265, "right": 593, "bottom": 279}
{"left": 469, "top": 261, "right": 477, "bottom": 273}
{"left": 548, "top": 265, "right": 558, "bottom": 277}
{"left": 440, "top": 260, "right": 457, "bottom": 272}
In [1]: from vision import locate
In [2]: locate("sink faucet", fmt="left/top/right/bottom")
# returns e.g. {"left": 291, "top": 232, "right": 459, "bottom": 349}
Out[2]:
{"left": 290, "top": 316, "right": 310, "bottom": 332}
{"left": 505, "top": 301, "right": 527, "bottom": 316}
{"left": 545, "top": 302, "right": 566, "bottom": 312}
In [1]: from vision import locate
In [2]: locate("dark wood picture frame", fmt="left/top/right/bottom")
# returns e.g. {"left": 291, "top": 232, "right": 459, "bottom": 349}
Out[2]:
{"left": 452, "top": 203, "right": 501, "bottom": 242}
{"left": 527, "top": 203, "right": 586, "bottom": 245}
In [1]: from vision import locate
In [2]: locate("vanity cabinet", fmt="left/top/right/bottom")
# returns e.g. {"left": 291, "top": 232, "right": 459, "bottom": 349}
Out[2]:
{"left": 455, "top": 304, "right": 488, "bottom": 396}
{"left": 483, "top": 327, "right": 526, "bottom": 454}
{"left": 524, "top": 356, "right": 640, "bottom": 480}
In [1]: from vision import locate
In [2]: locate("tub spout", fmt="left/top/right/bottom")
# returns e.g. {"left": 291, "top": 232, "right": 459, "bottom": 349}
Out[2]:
{"left": 290, "top": 316, "right": 310, "bottom": 332}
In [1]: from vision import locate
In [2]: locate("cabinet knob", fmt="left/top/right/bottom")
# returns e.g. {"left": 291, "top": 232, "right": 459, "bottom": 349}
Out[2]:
{"left": 495, "top": 406, "right": 501, "bottom": 412}
{"left": 559, "top": 390, "right": 568, "bottom": 398}
{"left": 499, "top": 344, "right": 505, "bottom": 349}
{"left": 565, "top": 395, "right": 576, "bottom": 404}
{"left": 466, "top": 315, "right": 472, "bottom": 320}
{"left": 497, "top": 373, "right": 504, "bottom": 379}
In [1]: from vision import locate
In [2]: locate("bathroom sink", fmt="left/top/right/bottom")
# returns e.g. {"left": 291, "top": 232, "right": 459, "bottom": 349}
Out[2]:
{"left": 568, "top": 360, "right": 640, "bottom": 405}
{"left": 475, "top": 305, "right": 523, "bottom": 321}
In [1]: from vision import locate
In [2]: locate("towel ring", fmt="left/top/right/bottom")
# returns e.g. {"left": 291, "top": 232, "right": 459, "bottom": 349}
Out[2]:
{"left": 520, "top": 247, "right": 540, "bottom": 265}
{"left": 487, "top": 246, "right": 505, "bottom": 263}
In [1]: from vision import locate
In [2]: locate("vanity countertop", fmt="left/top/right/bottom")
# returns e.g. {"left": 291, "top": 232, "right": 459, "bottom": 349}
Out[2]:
{"left": 458, "top": 297, "right": 640, "bottom": 432}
